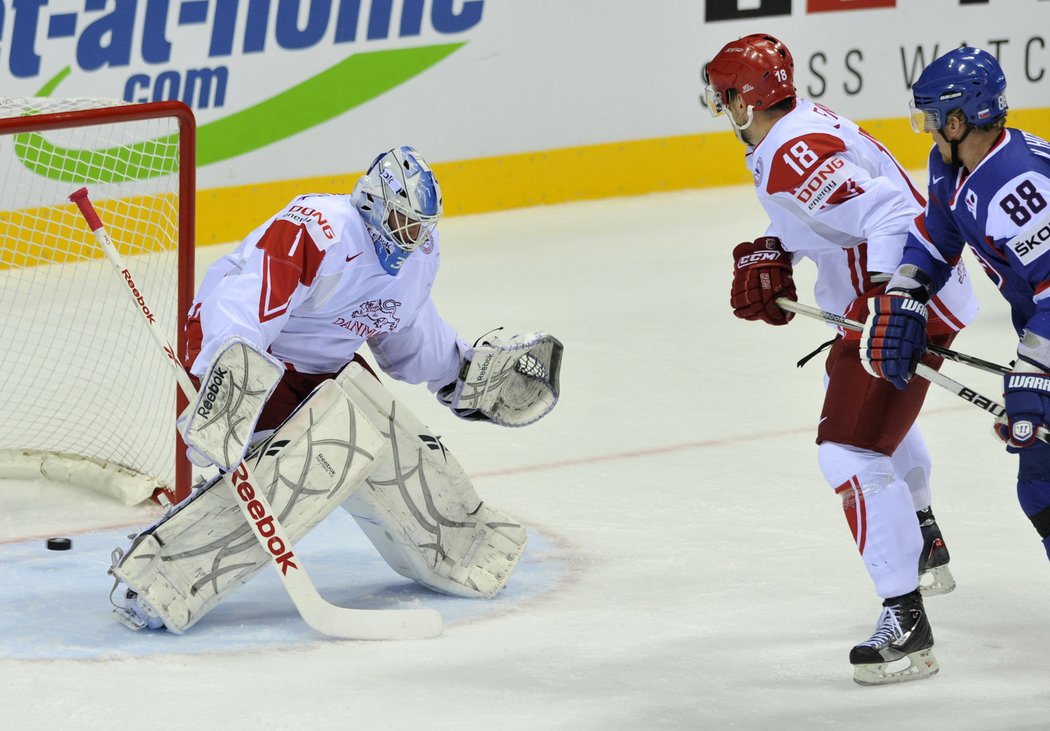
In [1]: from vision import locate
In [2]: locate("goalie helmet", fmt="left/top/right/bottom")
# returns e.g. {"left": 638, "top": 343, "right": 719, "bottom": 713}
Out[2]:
{"left": 909, "top": 47, "right": 1007, "bottom": 133}
{"left": 352, "top": 146, "right": 443, "bottom": 275}
{"left": 702, "top": 33, "right": 795, "bottom": 119}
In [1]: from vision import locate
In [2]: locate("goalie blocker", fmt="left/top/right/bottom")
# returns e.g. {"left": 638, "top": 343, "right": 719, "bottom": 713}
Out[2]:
{"left": 110, "top": 363, "right": 528, "bottom": 633}
{"left": 178, "top": 336, "right": 284, "bottom": 470}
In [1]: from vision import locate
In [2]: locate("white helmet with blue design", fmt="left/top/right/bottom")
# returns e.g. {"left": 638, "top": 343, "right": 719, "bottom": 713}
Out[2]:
{"left": 352, "top": 146, "right": 443, "bottom": 275}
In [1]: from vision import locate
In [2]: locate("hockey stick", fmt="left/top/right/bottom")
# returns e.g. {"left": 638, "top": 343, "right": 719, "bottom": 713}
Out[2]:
{"left": 776, "top": 299, "right": 1009, "bottom": 376}
{"left": 69, "top": 187, "right": 442, "bottom": 640}
{"left": 776, "top": 297, "right": 1050, "bottom": 444}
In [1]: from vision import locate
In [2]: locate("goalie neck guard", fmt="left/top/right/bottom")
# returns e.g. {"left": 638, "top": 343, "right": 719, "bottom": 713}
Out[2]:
{"left": 352, "top": 146, "right": 443, "bottom": 276}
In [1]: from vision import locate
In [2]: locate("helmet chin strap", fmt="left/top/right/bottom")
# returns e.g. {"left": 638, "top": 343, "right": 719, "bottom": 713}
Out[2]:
{"left": 940, "top": 123, "right": 973, "bottom": 167}
{"left": 728, "top": 105, "right": 756, "bottom": 143}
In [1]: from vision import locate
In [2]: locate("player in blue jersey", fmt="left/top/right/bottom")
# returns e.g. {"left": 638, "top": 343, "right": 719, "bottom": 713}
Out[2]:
{"left": 862, "top": 46, "right": 1050, "bottom": 562}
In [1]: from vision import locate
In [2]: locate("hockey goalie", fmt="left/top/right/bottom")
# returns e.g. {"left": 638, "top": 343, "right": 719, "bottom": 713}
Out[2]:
{"left": 108, "top": 146, "right": 563, "bottom": 633}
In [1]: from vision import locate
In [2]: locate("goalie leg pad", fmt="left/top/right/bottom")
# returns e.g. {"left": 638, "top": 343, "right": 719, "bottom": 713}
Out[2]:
{"left": 337, "top": 364, "right": 528, "bottom": 599}
{"left": 111, "top": 378, "right": 388, "bottom": 632}
{"left": 179, "top": 337, "right": 285, "bottom": 470}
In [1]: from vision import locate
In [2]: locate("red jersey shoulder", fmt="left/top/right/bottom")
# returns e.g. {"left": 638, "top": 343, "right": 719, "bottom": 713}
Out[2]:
{"left": 765, "top": 132, "right": 848, "bottom": 195}
{"left": 764, "top": 132, "right": 865, "bottom": 211}
{"left": 254, "top": 219, "right": 327, "bottom": 323}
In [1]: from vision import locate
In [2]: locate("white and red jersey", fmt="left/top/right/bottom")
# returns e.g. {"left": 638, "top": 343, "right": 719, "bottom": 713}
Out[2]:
{"left": 185, "top": 193, "right": 465, "bottom": 392}
{"left": 745, "top": 97, "right": 977, "bottom": 334}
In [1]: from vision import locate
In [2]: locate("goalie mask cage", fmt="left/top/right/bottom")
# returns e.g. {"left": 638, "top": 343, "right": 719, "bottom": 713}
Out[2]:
{"left": 0, "top": 98, "right": 195, "bottom": 506}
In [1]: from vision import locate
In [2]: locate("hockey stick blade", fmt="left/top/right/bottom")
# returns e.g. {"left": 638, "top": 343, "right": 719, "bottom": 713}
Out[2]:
{"left": 69, "top": 187, "right": 442, "bottom": 640}
{"left": 776, "top": 297, "right": 1050, "bottom": 445}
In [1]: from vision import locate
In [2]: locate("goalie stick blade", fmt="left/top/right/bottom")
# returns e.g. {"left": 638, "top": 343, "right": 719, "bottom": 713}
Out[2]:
{"left": 282, "top": 567, "right": 443, "bottom": 640}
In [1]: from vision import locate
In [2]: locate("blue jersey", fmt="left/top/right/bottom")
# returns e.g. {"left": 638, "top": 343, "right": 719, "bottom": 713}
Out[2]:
{"left": 900, "top": 129, "right": 1050, "bottom": 338}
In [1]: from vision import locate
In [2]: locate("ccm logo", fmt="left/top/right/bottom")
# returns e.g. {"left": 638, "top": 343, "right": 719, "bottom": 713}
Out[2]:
{"left": 738, "top": 250, "right": 782, "bottom": 266}
{"left": 121, "top": 269, "right": 156, "bottom": 323}
{"left": 229, "top": 464, "right": 299, "bottom": 575}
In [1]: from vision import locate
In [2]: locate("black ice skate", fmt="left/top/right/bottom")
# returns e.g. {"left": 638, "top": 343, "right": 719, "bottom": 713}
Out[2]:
{"left": 850, "top": 589, "right": 938, "bottom": 685}
{"left": 917, "top": 507, "right": 955, "bottom": 596}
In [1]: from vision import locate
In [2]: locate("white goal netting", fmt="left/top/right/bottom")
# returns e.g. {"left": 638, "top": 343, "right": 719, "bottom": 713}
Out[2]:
{"left": 0, "top": 98, "right": 194, "bottom": 505}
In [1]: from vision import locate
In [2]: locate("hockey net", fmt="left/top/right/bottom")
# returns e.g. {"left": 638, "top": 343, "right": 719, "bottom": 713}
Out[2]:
{"left": 0, "top": 98, "right": 195, "bottom": 505}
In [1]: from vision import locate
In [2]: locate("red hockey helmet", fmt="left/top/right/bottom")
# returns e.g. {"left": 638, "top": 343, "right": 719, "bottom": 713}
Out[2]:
{"left": 702, "top": 34, "right": 795, "bottom": 116}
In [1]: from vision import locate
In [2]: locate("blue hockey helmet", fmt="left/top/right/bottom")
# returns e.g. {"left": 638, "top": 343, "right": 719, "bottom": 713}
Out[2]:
{"left": 909, "top": 47, "right": 1007, "bottom": 133}
{"left": 352, "top": 146, "right": 442, "bottom": 275}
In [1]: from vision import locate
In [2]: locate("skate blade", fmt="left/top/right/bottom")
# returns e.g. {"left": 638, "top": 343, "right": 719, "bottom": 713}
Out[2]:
{"left": 919, "top": 564, "right": 956, "bottom": 596}
{"left": 853, "top": 648, "right": 939, "bottom": 686}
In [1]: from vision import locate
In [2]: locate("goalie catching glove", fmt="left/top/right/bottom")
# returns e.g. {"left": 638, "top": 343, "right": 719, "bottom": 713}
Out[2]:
{"left": 439, "top": 331, "right": 563, "bottom": 427}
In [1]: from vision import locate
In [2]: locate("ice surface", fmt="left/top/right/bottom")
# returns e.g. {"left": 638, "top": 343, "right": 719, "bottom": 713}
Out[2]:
{"left": 2, "top": 187, "right": 1048, "bottom": 729}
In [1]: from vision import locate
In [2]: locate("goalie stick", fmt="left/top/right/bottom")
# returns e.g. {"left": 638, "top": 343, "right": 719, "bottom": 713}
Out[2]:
{"left": 69, "top": 187, "right": 442, "bottom": 641}
{"left": 775, "top": 297, "right": 1050, "bottom": 445}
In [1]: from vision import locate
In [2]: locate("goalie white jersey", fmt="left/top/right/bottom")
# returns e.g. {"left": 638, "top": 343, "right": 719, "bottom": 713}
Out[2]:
{"left": 745, "top": 98, "right": 977, "bottom": 333}
{"left": 185, "top": 194, "right": 465, "bottom": 391}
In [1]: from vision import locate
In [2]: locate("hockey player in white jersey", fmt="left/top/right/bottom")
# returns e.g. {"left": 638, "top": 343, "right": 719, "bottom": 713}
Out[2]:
{"left": 702, "top": 34, "right": 978, "bottom": 685}
{"left": 108, "top": 146, "right": 563, "bottom": 634}
{"left": 864, "top": 49, "right": 1050, "bottom": 566}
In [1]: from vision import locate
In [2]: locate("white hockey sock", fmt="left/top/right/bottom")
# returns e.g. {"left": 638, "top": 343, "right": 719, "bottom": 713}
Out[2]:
{"left": 819, "top": 442, "right": 923, "bottom": 599}
{"left": 890, "top": 424, "right": 933, "bottom": 512}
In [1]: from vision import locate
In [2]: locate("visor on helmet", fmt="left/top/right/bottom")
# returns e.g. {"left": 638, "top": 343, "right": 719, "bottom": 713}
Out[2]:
{"left": 701, "top": 83, "right": 726, "bottom": 118}
{"left": 909, "top": 99, "right": 942, "bottom": 133}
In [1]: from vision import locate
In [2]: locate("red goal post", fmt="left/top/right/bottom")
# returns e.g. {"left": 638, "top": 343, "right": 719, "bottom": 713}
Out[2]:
{"left": 0, "top": 98, "right": 196, "bottom": 505}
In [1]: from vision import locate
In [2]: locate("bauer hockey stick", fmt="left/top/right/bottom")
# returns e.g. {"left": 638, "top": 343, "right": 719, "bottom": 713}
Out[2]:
{"left": 776, "top": 299, "right": 1010, "bottom": 376}
{"left": 776, "top": 297, "right": 1050, "bottom": 444}
{"left": 69, "top": 187, "right": 443, "bottom": 640}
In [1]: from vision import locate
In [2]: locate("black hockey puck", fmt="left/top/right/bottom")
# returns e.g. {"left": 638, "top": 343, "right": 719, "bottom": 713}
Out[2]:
{"left": 46, "top": 537, "right": 72, "bottom": 551}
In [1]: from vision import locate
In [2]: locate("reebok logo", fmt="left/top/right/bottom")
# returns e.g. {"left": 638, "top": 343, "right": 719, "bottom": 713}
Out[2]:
{"left": 229, "top": 463, "right": 298, "bottom": 575}
{"left": 246, "top": 437, "right": 289, "bottom": 461}
{"left": 197, "top": 367, "right": 228, "bottom": 419}
{"left": 121, "top": 269, "right": 156, "bottom": 323}
{"left": 420, "top": 434, "right": 449, "bottom": 460}
{"left": 315, "top": 453, "right": 336, "bottom": 478}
